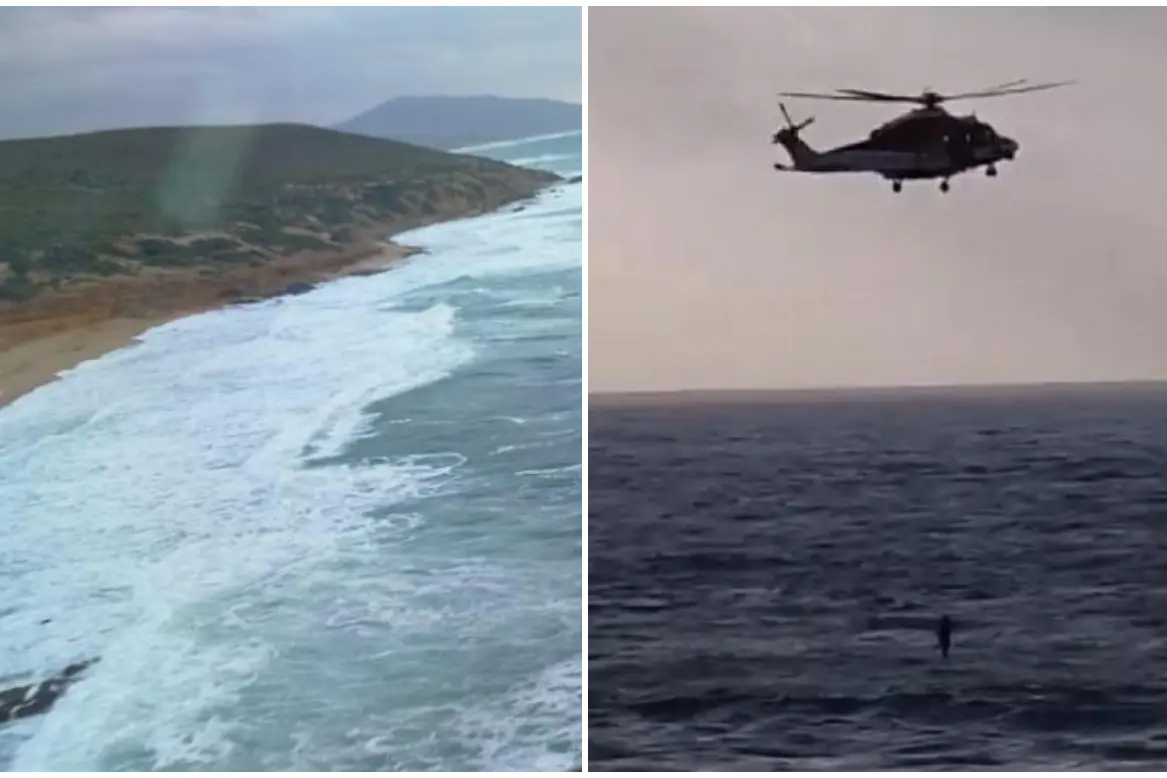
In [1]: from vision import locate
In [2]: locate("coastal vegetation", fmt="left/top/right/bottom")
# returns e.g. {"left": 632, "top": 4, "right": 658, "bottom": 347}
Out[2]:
{"left": 0, "top": 123, "right": 559, "bottom": 303}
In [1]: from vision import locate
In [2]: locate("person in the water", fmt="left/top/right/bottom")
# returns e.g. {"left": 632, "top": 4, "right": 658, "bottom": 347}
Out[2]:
{"left": 937, "top": 614, "right": 953, "bottom": 659}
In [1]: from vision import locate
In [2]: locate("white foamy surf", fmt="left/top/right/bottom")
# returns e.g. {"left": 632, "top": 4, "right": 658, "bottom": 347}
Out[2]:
{"left": 0, "top": 132, "right": 581, "bottom": 770}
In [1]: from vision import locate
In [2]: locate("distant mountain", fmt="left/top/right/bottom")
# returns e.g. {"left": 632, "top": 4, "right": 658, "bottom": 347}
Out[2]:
{"left": 335, "top": 95, "right": 582, "bottom": 150}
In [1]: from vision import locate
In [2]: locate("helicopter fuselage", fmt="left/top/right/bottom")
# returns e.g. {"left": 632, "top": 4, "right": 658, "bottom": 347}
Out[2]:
{"left": 772, "top": 107, "right": 1020, "bottom": 191}
{"left": 808, "top": 134, "right": 1017, "bottom": 177}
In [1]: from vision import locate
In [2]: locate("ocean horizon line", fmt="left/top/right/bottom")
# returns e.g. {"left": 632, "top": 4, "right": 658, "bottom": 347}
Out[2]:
{"left": 591, "top": 378, "right": 1167, "bottom": 404}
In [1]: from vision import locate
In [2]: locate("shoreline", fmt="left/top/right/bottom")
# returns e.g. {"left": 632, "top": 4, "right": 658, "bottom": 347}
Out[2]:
{"left": 0, "top": 117, "right": 567, "bottom": 412}
{"left": 0, "top": 209, "right": 486, "bottom": 409}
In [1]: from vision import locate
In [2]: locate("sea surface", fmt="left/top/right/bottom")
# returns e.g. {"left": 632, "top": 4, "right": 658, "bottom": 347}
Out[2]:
{"left": 0, "top": 131, "right": 581, "bottom": 770}
{"left": 589, "top": 385, "right": 1167, "bottom": 770}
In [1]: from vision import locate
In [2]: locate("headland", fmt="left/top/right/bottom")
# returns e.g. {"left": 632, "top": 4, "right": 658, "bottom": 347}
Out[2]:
{"left": 0, "top": 122, "right": 559, "bottom": 408}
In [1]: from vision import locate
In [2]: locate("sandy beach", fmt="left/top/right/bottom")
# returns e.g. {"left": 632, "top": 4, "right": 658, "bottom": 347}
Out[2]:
{"left": 0, "top": 237, "right": 417, "bottom": 410}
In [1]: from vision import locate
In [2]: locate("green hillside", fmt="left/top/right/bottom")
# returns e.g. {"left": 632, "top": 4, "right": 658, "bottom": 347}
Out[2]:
{"left": 0, "top": 123, "right": 559, "bottom": 301}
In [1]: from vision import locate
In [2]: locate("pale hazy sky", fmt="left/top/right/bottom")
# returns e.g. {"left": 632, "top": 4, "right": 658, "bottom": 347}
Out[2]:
{"left": 0, "top": 7, "right": 581, "bottom": 140}
{"left": 591, "top": 7, "right": 1167, "bottom": 393}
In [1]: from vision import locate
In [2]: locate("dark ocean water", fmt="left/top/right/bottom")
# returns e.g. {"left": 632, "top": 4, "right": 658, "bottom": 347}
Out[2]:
{"left": 588, "top": 385, "right": 1167, "bottom": 770}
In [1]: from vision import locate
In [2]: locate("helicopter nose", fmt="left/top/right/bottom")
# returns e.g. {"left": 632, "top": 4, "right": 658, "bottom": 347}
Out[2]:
{"left": 1000, "top": 136, "right": 1019, "bottom": 159}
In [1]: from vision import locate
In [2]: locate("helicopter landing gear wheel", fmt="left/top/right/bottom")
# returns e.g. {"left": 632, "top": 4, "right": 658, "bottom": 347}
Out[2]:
{"left": 892, "top": 180, "right": 902, "bottom": 193}
{"left": 940, "top": 179, "right": 950, "bottom": 193}
{"left": 986, "top": 165, "right": 998, "bottom": 177}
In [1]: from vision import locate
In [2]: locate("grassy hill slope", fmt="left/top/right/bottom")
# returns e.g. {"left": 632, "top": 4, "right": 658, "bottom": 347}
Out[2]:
{"left": 0, "top": 122, "right": 559, "bottom": 303}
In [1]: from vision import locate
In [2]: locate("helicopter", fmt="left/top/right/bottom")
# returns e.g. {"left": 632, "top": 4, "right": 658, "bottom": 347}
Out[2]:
{"left": 770, "top": 79, "right": 1074, "bottom": 193}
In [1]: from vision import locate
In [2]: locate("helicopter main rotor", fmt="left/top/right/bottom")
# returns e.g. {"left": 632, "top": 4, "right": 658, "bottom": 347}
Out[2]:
{"left": 780, "top": 78, "right": 1074, "bottom": 110}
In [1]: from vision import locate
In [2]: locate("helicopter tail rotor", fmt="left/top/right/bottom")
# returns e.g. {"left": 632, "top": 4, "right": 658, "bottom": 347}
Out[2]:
{"left": 771, "top": 102, "right": 822, "bottom": 170}
{"left": 779, "top": 102, "right": 816, "bottom": 145}
{"left": 780, "top": 102, "right": 815, "bottom": 133}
